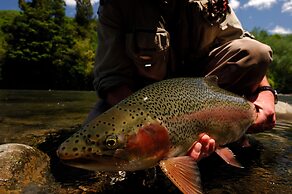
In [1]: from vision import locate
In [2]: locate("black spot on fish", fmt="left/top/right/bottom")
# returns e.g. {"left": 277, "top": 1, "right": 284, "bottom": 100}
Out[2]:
{"left": 75, "top": 140, "right": 79, "bottom": 143}
{"left": 73, "top": 148, "right": 78, "bottom": 152}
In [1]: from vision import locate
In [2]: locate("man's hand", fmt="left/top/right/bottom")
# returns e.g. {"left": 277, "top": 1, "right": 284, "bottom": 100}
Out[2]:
{"left": 247, "top": 90, "right": 276, "bottom": 133}
{"left": 188, "top": 134, "right": 216, "bottom": 161}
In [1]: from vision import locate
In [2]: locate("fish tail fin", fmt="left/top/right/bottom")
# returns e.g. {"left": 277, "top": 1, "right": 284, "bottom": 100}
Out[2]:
{"left": 159, "top": 156, "right": 202, "bottom": 194}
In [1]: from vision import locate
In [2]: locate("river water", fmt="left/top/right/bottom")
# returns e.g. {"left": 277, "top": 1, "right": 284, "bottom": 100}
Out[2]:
{"left": 0, "top": 90, "right": 291, "bottom": 193}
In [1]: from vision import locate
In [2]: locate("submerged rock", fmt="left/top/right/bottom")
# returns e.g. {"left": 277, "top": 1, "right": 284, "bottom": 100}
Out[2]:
{"left": 0, "top": 143, "right": 54, "bottom": 193}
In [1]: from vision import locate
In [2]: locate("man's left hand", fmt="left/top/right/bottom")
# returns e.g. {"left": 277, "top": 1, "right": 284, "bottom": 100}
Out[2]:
{"left": 247, "top": 90, "right": 276, "bottom": 133}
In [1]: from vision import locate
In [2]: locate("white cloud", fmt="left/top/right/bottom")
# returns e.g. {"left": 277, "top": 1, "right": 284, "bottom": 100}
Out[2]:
{"left": 230, "top": 0, "right": 240, "bottom": 10}
{"left": 65, "top": 0, "right": 100, "bottom": 7}
{"left": 282, "top": 0, "right": 292, "bottom": 14}
{"left": 269, "top": 25, "right": 292, "bottom": 34}
{"left": 65, "top": 0, "right": 76, "bottom": 6}
{"left": 243, "top": 0, "right": 277, "bottom": 10}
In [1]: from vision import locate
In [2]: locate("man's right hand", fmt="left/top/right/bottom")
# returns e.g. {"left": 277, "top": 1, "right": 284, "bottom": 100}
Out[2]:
{"left": 188, "top": 134, "right": 216, "bottom": 161}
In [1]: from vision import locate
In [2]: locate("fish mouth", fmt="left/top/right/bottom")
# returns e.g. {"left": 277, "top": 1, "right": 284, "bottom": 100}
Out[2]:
{"left": 60, "top": 156, "right": 129, "bottom": 172}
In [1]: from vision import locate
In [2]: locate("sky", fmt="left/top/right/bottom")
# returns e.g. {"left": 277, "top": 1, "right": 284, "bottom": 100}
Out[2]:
{"left": 0, "top": 0, "right": 291, "bottom": 34}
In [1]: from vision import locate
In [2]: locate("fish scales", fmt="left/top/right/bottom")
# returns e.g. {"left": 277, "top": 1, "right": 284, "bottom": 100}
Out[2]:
{"left": 117, "top": 77, "right": 252, "bottom": 150}
{"left": 57, "top": 76, "right": 256, "bottom": 194}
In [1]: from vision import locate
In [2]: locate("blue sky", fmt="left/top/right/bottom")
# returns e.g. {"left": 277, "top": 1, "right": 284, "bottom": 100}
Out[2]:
{"left": 0, "top": 0, "right": 291, "bottom": 34}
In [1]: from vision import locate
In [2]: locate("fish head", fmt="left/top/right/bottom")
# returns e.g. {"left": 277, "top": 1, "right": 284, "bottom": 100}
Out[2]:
{"left": 57, "top": 105, "right": 171, "bottom": 172}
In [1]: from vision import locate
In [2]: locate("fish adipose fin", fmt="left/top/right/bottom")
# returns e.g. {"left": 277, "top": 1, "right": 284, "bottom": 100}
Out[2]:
{"left": 159, "top": 156, "right": 202, "bottom": 194}
{"left": 215, "top": 147, "right": 244, "bottom": 168}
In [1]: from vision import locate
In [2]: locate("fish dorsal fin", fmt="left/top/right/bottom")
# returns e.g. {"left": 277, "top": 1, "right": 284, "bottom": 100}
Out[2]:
{"left": 159, "top": 156, "right": 202, "bottom": 194}
{"left": 215, "top": 147, "right": 244, "bottom": 168}
{"left": 204, "top": 75, "right": 219, "bottom": 85}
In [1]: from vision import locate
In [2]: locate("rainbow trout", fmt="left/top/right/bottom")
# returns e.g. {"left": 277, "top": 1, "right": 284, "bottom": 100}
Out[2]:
{"left": 57, "top": 76, "right": 256, "bottom": 194}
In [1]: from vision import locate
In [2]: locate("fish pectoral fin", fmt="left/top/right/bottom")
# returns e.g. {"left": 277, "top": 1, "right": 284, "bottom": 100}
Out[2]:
{"left": 159, "top": 156, "right": 202, "bottom": 194}
{"left": 215, "top": 147, "right": 244, "bottom": 168}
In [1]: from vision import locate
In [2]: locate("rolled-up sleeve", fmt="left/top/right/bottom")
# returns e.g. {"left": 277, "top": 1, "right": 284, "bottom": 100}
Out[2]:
{"left": 93, "top": 3, "right": 134, "bottom": 98}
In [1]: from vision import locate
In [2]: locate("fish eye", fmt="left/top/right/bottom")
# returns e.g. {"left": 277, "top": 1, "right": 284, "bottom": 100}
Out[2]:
{"left": 105, "top": 134, "right": 118, "bottom": 149}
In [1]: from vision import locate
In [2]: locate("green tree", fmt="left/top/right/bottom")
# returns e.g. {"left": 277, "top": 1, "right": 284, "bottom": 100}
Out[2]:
{"left": 0, "top": 10, "right": 20, "bottom": 81}
{"left": 1, "top": 0, "right": 75, "bottom": 89}
{"left": 18, "top": 0, "right": 27, "bottom": 11}
{"left": 75, "top": 0, "right": 93, "bottom": 27}
{"left": 251, "top": 28, "right": 292, "bottom": 93}
{"left": 52, "top": 0, "right": 66, "bottom": 25}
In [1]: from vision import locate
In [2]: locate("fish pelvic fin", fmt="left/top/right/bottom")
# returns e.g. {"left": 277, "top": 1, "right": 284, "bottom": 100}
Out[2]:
{"left": 159, "top": 156, "right": 202, "bottom": 194}
{"left": 215, "top": 147, "right": 244, "bottom": 168}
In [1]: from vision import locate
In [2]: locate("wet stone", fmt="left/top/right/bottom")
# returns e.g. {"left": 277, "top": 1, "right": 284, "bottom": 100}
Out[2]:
{"left": 0, "top": 143, "right": 54, "bottom": 193}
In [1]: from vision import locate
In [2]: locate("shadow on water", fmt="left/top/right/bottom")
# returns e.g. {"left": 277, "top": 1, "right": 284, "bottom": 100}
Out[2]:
{"left": 0, "top": 90, "right": 291, "bottom": 193}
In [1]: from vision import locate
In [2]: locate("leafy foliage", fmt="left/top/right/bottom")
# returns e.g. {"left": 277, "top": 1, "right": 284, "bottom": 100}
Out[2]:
{"left": 0, "top": 0, "right": 97, "bottom": 90}
{"left": 251, "top": 28, "right": 292, "bottom": 93}
{"left": 0, "top": 10, "right": 20, "bottom": 80}
{"left": 75, "top": 0, "right": 94, "bottom": 27}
